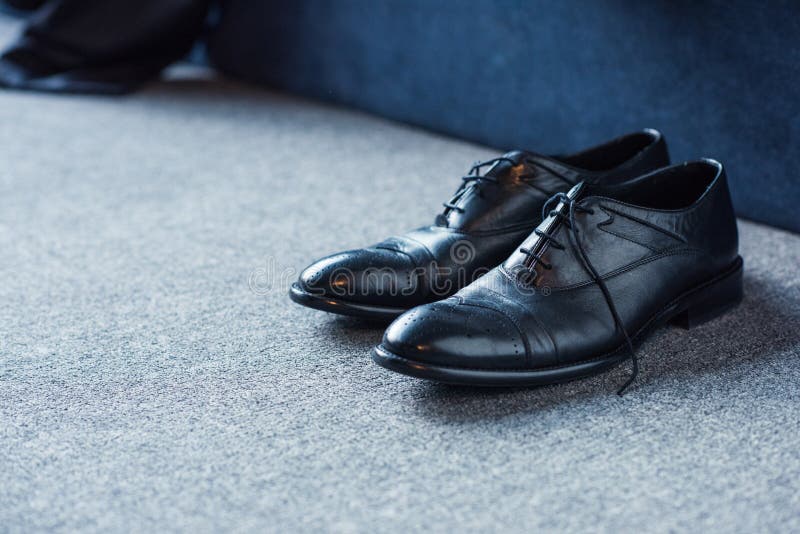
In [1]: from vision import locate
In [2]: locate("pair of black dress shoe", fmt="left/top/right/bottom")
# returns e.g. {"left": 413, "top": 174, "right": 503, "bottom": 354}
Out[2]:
{"left": 290, "top": 130, "right": 742, "bottom": 393}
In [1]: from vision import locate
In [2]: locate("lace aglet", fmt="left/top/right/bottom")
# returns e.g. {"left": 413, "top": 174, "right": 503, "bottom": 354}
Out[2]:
{"left": 616, "top": 352, "right": 639, "bottom": 396}
{"left": 616, "top": 378, "right": 634, "bottom": 396}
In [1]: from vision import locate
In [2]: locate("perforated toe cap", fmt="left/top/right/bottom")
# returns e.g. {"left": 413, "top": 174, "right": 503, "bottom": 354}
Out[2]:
{"left": 382, "top": 299, "right": 528, "bottom": 369}
{"left": 297, "top": 247, "right": 422, "bottom": 305}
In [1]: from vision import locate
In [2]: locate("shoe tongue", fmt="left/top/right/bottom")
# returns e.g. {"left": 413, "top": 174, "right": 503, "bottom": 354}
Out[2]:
{"left": 504, "top": 181, "right": 587, "bottom": 272}
{"left": 537, "top": 181, "right": 586, "bottom": 231}
{"left": 498, "top": 150, "right": 529, "bottom": 164}
{"left": 486, "top": 150, "right": 578, "bottom": 181}
{"left": 479, "top": 150, "right": 527, "bottom": 179}
{"left": 484, "top": 150, "right": 574, "bottom": 185}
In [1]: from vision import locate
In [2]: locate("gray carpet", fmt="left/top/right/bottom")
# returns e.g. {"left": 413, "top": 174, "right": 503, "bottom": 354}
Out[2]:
{"left": 1, "top": 18, "right": 800, "bottom": 534}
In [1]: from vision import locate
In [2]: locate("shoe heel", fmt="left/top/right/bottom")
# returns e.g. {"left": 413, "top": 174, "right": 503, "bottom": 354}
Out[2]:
{"left": 671, "top": 257, "right": 743, "bottom": 329}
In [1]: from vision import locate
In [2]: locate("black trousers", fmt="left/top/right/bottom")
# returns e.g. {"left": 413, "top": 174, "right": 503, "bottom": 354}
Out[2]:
{"left": 0, "top": 0, "right": 212, "bottom": 93}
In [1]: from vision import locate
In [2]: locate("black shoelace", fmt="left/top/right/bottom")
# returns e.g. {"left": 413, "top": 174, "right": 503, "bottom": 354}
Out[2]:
{"left": 519, "top": 191, "right": 639, "bottom": 395}
{"left": 438, "top": 156, "right": 516, "bottom": 221}
{"left": 438, "top": 155, "right": 576, "bottom": 224}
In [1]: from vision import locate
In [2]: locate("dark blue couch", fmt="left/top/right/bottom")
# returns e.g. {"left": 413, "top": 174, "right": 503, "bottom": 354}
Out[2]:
{"left": 208, "top": 0, "right": 800, "bottom": 233}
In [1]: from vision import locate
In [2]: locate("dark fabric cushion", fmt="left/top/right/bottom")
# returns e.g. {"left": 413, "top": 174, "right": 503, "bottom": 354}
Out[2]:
{"left": 208, "top": 0, "right": 800, "bottom": 233}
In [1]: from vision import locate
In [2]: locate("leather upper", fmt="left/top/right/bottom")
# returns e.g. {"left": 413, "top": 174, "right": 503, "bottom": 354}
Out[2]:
{"left": 382, "top": 160, "right": 740, "bottom": 369}
{"left": 297, "top": 129, "right": 670, "bottom": 308}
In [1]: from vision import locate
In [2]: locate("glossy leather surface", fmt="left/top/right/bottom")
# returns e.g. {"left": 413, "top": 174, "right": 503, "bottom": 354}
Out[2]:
{"left": 294, "top": 129, "right": 670, "bottom": 314}
{"left": 380, "top": 159, "right": 740, "bottom": 372}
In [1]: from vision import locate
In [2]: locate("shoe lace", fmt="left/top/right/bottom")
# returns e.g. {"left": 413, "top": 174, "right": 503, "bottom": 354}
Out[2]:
{"left": 438, "top": 156, "right": 516, "bottom": 223}
{"left": 438, "top": 155, "right": 578, "bottom": 226}
{"left": 518, "top": 191, "right": 639, "bottom": 395}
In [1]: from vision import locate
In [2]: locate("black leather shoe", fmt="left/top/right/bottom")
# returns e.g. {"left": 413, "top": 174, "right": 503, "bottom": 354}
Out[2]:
{"left": 290, "top": 129, "right": 670, "bottom": 319}
{"left": 373, "top": 159, "right": 742, "bottom": 393}
{"left": 1, "top": 0, "right": 45, "bottom": 12}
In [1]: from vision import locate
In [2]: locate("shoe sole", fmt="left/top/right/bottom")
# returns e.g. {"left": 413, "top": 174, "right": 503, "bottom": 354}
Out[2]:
{"left": 289, "top": 283, "right": 408, "bottom": 321}
{"left": 372, "top": 256, "right": 744, "bottom": 387}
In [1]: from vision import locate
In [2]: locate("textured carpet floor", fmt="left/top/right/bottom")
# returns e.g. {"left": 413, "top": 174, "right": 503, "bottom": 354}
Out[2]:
{"left": 1, "top": 19, "right": 799, "bottom": 534}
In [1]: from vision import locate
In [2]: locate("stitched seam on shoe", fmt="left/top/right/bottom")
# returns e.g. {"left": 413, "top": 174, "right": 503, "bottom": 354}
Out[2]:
{"left": 482, "top": 287, "right": 557, "bottom": 366}
{"left": 392, "top": 235, "right": 437, "bottom": 264}
{"left": 371, "top": 245, "right": 418, "bottom": 266}
{"left": 597, "top": 205, "right": 688, "bottom": 243}
{"left": 375, "top": 236, "right": 439, "bottom": 300}
{"left": 596, "top": 227, "right": 660, "bottom": 252}
{"left": 550, "top": 249, "right": 706, "bottom": 291}
{"left": 458, "top": 300, "right": 531, "bottom": 363}
{"left": 499, "top": 265, "right": 519, "bottom": 285}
